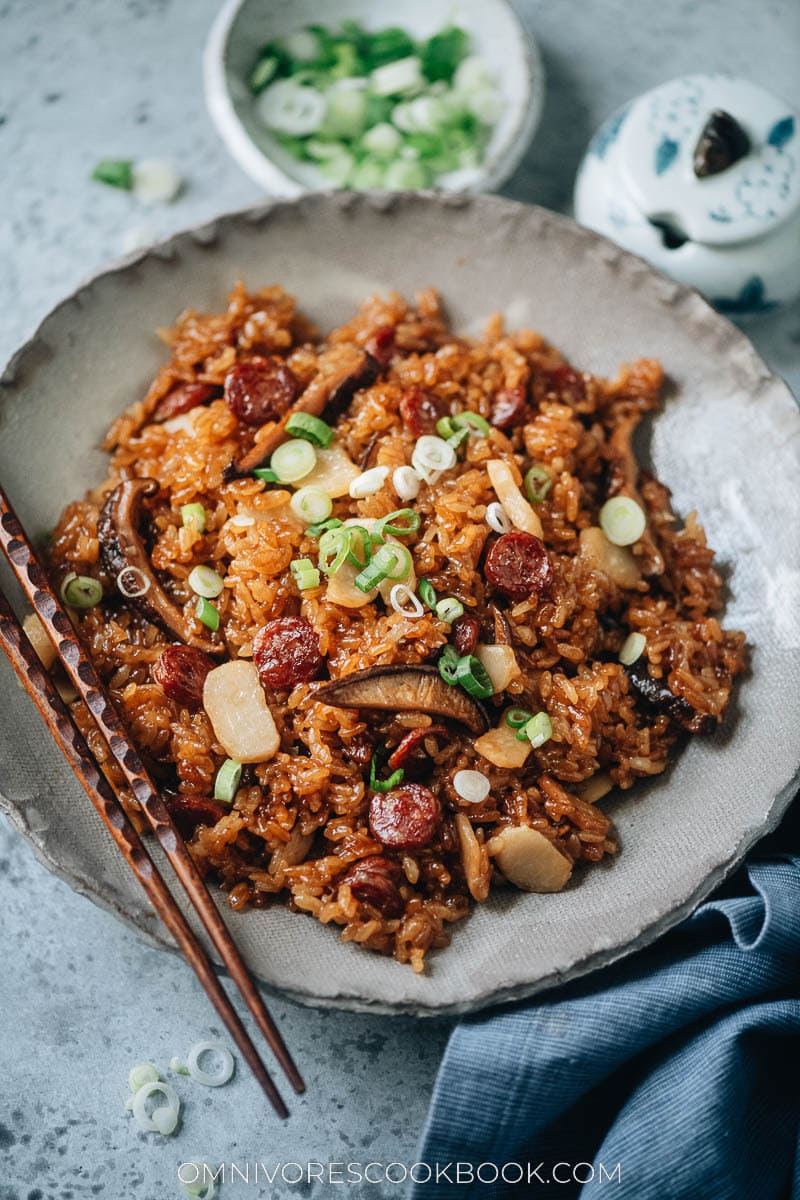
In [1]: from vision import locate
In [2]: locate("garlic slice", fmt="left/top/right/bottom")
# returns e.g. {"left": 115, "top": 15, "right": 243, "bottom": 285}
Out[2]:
{"left": 202, "top": 661, "right": 279, "bottom": 763}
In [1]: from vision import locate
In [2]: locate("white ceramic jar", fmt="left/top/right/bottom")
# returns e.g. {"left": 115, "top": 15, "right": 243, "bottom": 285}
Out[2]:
{"left": 574, "top": 75, "right": 800, "bottom": 315}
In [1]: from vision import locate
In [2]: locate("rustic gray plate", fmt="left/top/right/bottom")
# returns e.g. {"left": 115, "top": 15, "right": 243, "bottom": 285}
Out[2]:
{"left": 1, "top": 193, "right": 798, "bottom": 1015}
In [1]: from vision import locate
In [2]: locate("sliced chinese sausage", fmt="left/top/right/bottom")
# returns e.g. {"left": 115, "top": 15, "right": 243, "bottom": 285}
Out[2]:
{"left": 224, "top": 356, "right": 299, "bottom": 426}
{"left": 487, "top": 825, "right": 573, "bottom": 892}
{"left": 202, "top": 660, "right": 280, "bottom": 763}
{"left": 97, "top": 478, "right": 221, "bottom": 655}
{"left": 369, "top": 784, "right": 442, "bottom": 851}
{"left": 387, "top": 724, "right": 447, "bottom": 774}
{"left": 253, "top": 616, "right": 323, "bottom": 690}
{"left": 398, "top": 387, "right": 447, "bottom": 438}
{"left": 224, "top": 345, "right": 379, "bottom": 478}
{"left": 485, "top": 531, "right": 553, "bottom": 601}
{"left": 163, "top": 792, "right": 226, "bottom": 839}
{"left": 364, "top": 325, "right": 396, "bottom": 367}
{"left": 490, "top": 385, "right": 529, "bottom": 430}
{"left": 316, "top": 665, "right": 489, "bottom": 734}
{"left": 153, "top": 644, "right": 215, "bottom": 710}
{"left": 340, "top": 855, "right": 405, "bottom": 917}
{"left": 153, "top": 381, "right": 219, "bottom": 423}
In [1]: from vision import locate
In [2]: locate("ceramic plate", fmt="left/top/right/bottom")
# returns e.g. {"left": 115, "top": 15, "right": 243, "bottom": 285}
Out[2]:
{"left": 1, "top": 193, "right": 798, "bottom": 1015}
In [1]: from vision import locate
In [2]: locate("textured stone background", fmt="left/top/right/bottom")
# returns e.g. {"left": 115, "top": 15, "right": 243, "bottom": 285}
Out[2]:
{"left": 1, "top": 0, "right": 798, "bottom": 1196}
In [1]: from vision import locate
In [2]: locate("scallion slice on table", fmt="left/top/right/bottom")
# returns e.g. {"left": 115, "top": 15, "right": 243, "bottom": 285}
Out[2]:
{"left": 214, "top": 758, "right": 242, "bottom": 803}
{"left": 60, "top": 572, "right": 103, "bottom": 609}
{"left": 92, "top": 159, "right": 133, "bottom": 190}
{"left": 270, "top": 438, "right": 317, "bottom": 483}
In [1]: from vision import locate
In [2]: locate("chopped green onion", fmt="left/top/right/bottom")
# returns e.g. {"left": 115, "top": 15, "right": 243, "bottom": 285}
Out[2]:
{"left": 372, "top": 508, "right": 421, "bottom": 541}
{"left": 453, "top": 411, "right": 491, "bottom": 436}
{"left": 446, "top": 426, "right": 470, "bottom": 452}
{"left": 517, "top": 712, "right": 553, "bottom": 748}
{"left": 436, "top": 416, "right": 459, "bottom": 439}
{"left": 524, "top": 465, "right": 553, "bottom": 504}
{"left": 214, "top": 758, "right": 242, "bottom": 803}
{"left": 346, "top": 525, "right": 372, "bottom": 569}
{"left": 195, "top": 597, "right": 219, "bottom": 631}
{"left": 411, "top": 435, "right": 457, "bottom": 483}
{"left": 253, "top": 467, "right": 279, "bottom": 484}
{"left": 284, "top": 412, "right": 334, "bottom": 447}
{"left": 188, "top": 565, "right": 224, "bottom": 599}
{"left": 453, "top": 654, "right": 494, "bottom": 699}
{"left": 420, "top": 25, "right": 469, "bottom": 82}
{"left": 505, "top": 708, "right": 533, "bottom": 729}
{"left": 307, "top": 516, "right": 343, "bottom": 538}
{"left": 369, "top": 749, "right": 405, "bottom": 793}
{"left": 290, "top": 486, "right": 333, "bottom": 525}
{"left": 419, "top": 578, "right": 438, "bottom": 610}
{"left": 290, "top": 558, "right": 321, "bottom": 590}
{"left": 60, "top": 573, "right": 103, "bottom": 609}
{"left": 250, "top": 55, "right": 280, "bottom": 93}
{"left": 619, "top": 631, "right": 646, "bottom": 666}
{"left": 438, "top": 644, "right": 460, "bottom": 685}
{"left": 92, "top": 159, "right": 133, "bottom": 190}
{"left": 353, "top": 543, "right": 410, "bottom": 592}
{"left": 436, "top": 597, "right": 464, "bottom": 624}
{"left": 318, "top": 526, "right": 352, "bottom": 575}
{"left": 256, "top": 79, "right": 327, "bottom": 136}
{"left": 180, "top": 503, "right": 206, "bottom": 533}
{"left": 599, "top": 496, "right": 647, "bottom": 546}
{"left": 169, "top": 1057, "right": 190, "bottom": 1075}
{"left": 270, "top": 437, "right": 317, "bottom": 483}
{"left": 129, "top": 1063, "right": 160, "bottom": 1092}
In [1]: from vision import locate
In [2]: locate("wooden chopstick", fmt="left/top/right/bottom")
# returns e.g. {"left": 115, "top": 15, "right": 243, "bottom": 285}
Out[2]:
{"left": 0, "top": 486, "right": 305, "bottom": 1101}
{"left": 0, "top": 587, "right": 291, "bottom": 1119}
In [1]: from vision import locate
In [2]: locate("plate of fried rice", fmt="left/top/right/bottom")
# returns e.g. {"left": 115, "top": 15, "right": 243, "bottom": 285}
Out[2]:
{"left": 1, "top": 193, "right": 798, "bottom": 1013}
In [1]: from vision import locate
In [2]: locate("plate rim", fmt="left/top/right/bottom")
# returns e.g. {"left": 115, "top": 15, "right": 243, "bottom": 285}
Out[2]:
{"left": 1, "top": 190, "right": 798, "bottom": 1016}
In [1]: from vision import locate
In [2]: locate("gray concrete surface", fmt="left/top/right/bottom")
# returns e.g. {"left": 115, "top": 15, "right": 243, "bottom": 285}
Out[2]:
{"left": 1, "top": 1, "right": 798, "bottom": 1196}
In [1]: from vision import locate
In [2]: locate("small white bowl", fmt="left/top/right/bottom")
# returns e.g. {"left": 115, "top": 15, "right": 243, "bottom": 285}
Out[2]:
{"left": 203, "top": 0, "right": 544, "bottom": 195}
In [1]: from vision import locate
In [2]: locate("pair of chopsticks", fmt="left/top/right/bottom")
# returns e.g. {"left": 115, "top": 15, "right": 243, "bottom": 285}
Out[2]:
{"left": 0, "top": 485, "right": 303, "bottom": 1117}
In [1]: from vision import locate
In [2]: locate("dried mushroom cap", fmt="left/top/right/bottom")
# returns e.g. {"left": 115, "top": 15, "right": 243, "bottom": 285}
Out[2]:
{"left": 625, "top": 658, "right": 716, "bottom": 735}
{"left": 488, "top": 825, "right": 573, "bottom": 892}
{"left": 316, "top": 665, "right": 490, "bottom": 734}
{"left": 693, "top": 109, "right": 751, "bottom": 178}
{"left": 98, "top": 478, "right": 221, "bottom": 655}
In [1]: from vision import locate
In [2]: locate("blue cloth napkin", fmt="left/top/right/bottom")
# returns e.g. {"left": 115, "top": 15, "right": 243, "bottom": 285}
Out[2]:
{"left": 412, "top": 805, "right": 800, "bottom": 1199}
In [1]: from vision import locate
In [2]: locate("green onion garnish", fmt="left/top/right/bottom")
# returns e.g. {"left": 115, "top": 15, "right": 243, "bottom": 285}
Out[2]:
{"left": 180, "top": 503, "right": 207, "bottom": 533}
{"left": 290, "top": 485, "right": 333, "bottom": 525}
{"left": 453, "top": 411, "right": 491, "bottom": 436}
{"left": 195, "top": 596, "right": 219, "bottom": 631}
{"left": 253, "top": 467, "right": 279, "bottom": 484}
{"left": 354, "top": 544, "right": 410, "bottom": 593}
{"left": 60, "top": 573, "right": 103, "bottom": 609}
{"left": 599, "top": 496, "right": 647, "bottom": 547}
{"left": 188, "top": 565, "right": 224, "bottom": 599}
{"left": 307, "top": 516, "right": 343, "bottom": 538}
{"left": 284, "top": 412, "right": 334, "bottom": 447}
{"left": 372, "top": 508, "right": 421, "bottom": 541}
{"left": 419, "top": 578, "right": 438, "bottom": 610}
{"left": 436, "top": 416, "right": 459, "bottom": 440}
{"left": 505, "top": 708, "right": 533, "bottom": 729}
{"left": 369, "top": 750, "right": 405, "bottom": 793}
{"left": 214, "top": 758, "right": 242, "bottom": 803}
{"left": 517, "top": 711, "right": 553, "bottom": 747}
{"left": 92, "top": 159, "right": 134, "bottom": 190}
{"left": 435, "top": 597, "right": 464, "bottom": 624}
{"left": 438, "top": 644, "right": 460, "bottom": 685}
{"left": 270, "top": 437, "right": 317, "bottom": 483}
{"left": 447, "top": 426, "right": 470, "bottom": 452}
{"left": 524, "top": 465, "right": 553, "bottom": 505}
{"left": 128, "top": 1063, "right": 160, "bottom": 1092}
{"left": 453, "top": 654, "right": 494, "bottom": 699}
{"left": 318, "top": 526, "right": 353, "bottom": 575}
{"left": 346, "top": 525, "right": 373, "bottom": 569}
{"left": 290, "top": 558, "right": 321, "bottom": 590}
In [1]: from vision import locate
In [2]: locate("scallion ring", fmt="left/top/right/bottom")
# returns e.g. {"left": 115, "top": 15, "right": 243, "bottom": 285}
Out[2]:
{"left": 453, "top": 654, "right": 494, "bottom": 699}
{"left": 435, "top": 597, "right": 464, "bottom": 624}
{"left": 354, "top": 544, "right": 411, "bottom": 592}
{"left": 131, "top": 1080, "right": 180, "bottom": 1135}
{"left": 284, "top": 411, "right": 334, "bottom": 447}
{"left": 389, "top": 583, "right": 424, "bottom": 618}
{"left": 345, "top": 525, "right": 372, "bottom": 569}
{"left": 128, "top": 1063, "right": 160, "bottom": 1092}
{"left": 372, "top": 508, "right": 421, "bottom": 541}
{"left": 186, "top": 1040, "right": 235, "bottom": 1088}
{"left": 524, "top": 465, "right": 553, "bottom": 505}
{"left": 517, "top": 711, "right": 553, "bottom": 748}
{"left": 117, "top": 566, "right": 151, "bottom": 599}
{"left": 188, "top": 565, "right": 224, "bottom": 599}
{"left": 318, "top": 526, "right": 352, "bottom": 576}
{"left": 60, "top": 572, "right": 103, "bottom": 609}
{"left": 306, "top": 517, "right": 343, "bottom": 539}
{"left": 599, "top": 496, "right": 647, "bottom": 547}
{"left": 180, "top": 503, "right": 206, "bottom": 533}
{"left": 505, "top": 708, "right": 533, "bottom": 729}
{"left": 270, "top": 437, "right": 317, "bottom": 484}
{"left": 290, "top": 486, "right": 333, "bottom": 525}
{"left": 438, "top": 645, "right": 460, "bottom": 686}
{"left": 435, "top": 416, "right": 459, "bottom": 440}
{"left": 411, "top": 435, "right": 456, "bottom": 483}
{"left": 290, "top": 558, "right": 321, "bottom": 590}
{"left": 418, "top": 578, "right": 438, "bottom": 610}
{"left": 486, "top": 501, "right": 512, "bottom": 535}
{"left": 195, "top": 596, "right": 219, "bottom": 631}
{"left": 453, "top": 411, "right": 491, "bottom": 437}
{"left": 214, "top": 758, "right": 242, "bottom": 804}
{"left": 253, "top": 467, "right": 279, "bottom": 484}
{"left": 392, "top": 466, "right": 421, "bottom": 501}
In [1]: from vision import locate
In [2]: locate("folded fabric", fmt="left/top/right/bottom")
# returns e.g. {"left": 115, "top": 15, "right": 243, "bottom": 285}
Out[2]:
{"left": 411, "top": 807, "right": 800, "bottom": 1199}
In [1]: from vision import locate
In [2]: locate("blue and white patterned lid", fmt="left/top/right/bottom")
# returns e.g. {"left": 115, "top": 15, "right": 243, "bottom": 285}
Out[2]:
{"left": 616, "top": 74, "right": 799, "bottom": 246}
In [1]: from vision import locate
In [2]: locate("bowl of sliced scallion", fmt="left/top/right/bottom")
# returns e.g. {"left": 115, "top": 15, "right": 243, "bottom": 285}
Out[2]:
{"left": 203, "top": 0, "right": 543, "bottom": 195}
